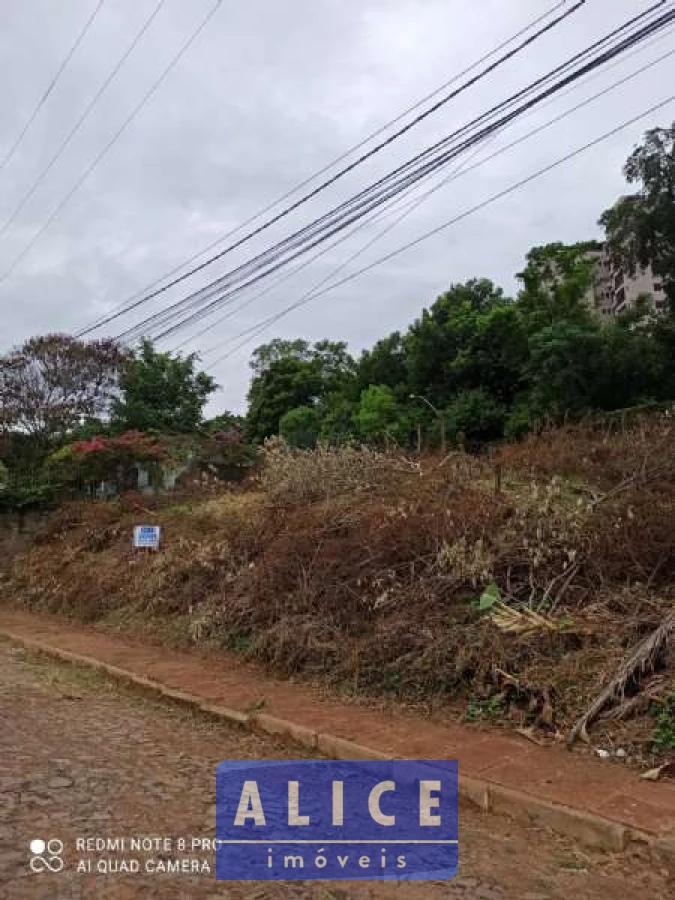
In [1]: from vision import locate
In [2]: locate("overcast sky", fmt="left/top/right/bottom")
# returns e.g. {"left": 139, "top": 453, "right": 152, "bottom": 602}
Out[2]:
{"left": 1, "top": 0, "right": 673, "bottom": 413}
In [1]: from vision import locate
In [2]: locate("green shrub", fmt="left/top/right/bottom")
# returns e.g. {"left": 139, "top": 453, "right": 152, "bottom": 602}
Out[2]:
{"left": 504, "top": 400, "right": 533, "bottom": 442}
{"left": 652, "top": 692, "right": 675, "bottom": 751}
{"left": 446, "top": 389, "right": 506, "bottom": 444}
{"left": 279, "top": 406, "right": 321, "bottom": 449}
{"left": 0, "top": 477, "right": 59, "bottom": 512}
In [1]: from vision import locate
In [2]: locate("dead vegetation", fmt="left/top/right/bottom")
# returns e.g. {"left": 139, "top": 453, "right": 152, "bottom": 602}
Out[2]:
{"left": 1, "top": 415, "right": 674, "bottom": 763}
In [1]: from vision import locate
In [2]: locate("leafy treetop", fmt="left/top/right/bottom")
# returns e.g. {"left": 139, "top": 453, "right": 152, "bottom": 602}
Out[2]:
{"left": 113, "top": 339, "right": 216, "bottom": 434}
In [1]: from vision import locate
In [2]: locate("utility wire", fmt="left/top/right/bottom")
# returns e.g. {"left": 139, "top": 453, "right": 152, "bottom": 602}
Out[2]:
{"left": 209, "top": 94, "right": 675, "bottom": 367}
{"left": 187, "top": 30, "right": 675, "bottom": 354}
{"left": 75, "top": 0, "right": 573, "bottom": 337}
{"left": 174, "top": 149, "right": 496, "bottom": 351}
{"left": 0, "top": 0, "right": 168, "bottom": 242}
{"left": 119, "top": 2, "right": 674, "bottom": 342}
{"left": 131, "top": 3, "right": 675, "bottom": 344}
{"left": 0, "top": 0, "right": 107, "bottom": 176}
{"left": 187, "top": 143, "right": 498, "bottom": 354}
{"left": 0, "top": 0, "right": 222, "bottom": 285}
{"left": 79, "top": 0, "right": 588, "bottom": 336}
{"left": 121, "top": 2, "right": 644, "bottom": 343}
{"left": 193, "top": 44, "right": 675, "bottom": 358}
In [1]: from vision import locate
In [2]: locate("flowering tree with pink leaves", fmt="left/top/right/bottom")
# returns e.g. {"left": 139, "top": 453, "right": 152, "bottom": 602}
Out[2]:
{"left": 46, "top": 431, "right": 167, "bottom": 491}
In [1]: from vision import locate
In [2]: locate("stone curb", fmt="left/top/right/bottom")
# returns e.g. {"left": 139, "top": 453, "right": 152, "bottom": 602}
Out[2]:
{"left": 3, "top": 629, "right": 671, "bottom": 864}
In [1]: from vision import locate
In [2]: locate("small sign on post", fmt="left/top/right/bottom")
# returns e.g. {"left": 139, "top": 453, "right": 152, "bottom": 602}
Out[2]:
{"left": 133, "top": 525, "right": 161, "bottom": 550}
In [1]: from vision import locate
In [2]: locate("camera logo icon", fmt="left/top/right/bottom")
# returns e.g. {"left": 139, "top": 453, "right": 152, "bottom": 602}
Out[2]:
{"left": 29, "top": 839, "right": 64, "bottom": 873}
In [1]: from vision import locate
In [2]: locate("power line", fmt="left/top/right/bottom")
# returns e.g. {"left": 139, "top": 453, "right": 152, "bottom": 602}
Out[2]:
{"left": 194, "top": 44, "right": 675, "bottom": 359}
{"left": 0, "top": 0, "right": 222, "bottom": 285}
{"left": 188, "top": 142, "right": 498, "bottom": 354}
{"left": 120, "top": 1, "right": 641, "bottom": 343}
{"left": 120, "top": 2, "right": 675, "bottom": 343}
{"left": 207, "top": 94, "right": 675, "bottom": 368}
{"left": 189, "top": 30, "right": 675, "bottom": 354}
{"left": 75, "top": 0, "right": 572, "bottom": 337}
{"left": 119, "top": 0, "right": 598, "bottom": 341}
{"left": 174, "top": 146, "right": 497, "bottom": 352}
{"left": 0, "top": 0, "right": 168, "bottom": 243}
{"left": 130, "top": 3, "right": 675, "bottom": 344}
{"left": 78, "top": 0, "right": 588, "bottom": 336}
{"left": 0, "top": 0, "right": 107, "bottom": 176}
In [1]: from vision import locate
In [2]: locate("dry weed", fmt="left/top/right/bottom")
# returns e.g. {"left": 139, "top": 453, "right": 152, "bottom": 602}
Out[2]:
{"left": 3, "top": 416, "right": 674, "bottom": 760}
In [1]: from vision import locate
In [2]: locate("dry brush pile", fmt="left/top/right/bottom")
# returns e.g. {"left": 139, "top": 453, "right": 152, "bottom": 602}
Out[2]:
{"left": 2, "top": 417, "right": 674, "bottom": 760}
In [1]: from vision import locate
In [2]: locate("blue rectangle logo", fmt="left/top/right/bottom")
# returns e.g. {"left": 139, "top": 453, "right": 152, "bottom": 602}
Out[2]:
{"left": 216, "top": 760, "right": 458, "bottom": 881}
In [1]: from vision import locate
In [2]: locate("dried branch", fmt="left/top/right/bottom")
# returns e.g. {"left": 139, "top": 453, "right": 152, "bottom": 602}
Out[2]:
{"left": 567, "top": 610, "right": 675, "bottom": 746}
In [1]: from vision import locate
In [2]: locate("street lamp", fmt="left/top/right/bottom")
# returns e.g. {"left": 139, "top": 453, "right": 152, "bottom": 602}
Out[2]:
{"left": 410, "top": 394, "right": 446, "bottom": 454}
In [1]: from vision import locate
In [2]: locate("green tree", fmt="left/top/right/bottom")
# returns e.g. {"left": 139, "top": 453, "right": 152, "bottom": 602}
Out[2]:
{"left": 279, "top": 406, "right": 321, "bottom": 448}
{"left": 405, "top": 279, "right": 522, "bottom": 426}
{"left": 355, "top": 332, "right": 409, "bottom": 402}
{"left": 247, "top": 353, "right": 321, "bottom": 444}
{"left": 113, "top": 339, "right": 216, "bottom": 434}
{"left": 591, "top": 315, "right": 669, "bottom": 410}
{"left": 406, "top": 279, "right": 509, "bottom": 405}
{"left": 246, "top": 339, "right": 355, "bottom": 443}
{"left": 318, "top": 393, "right": 358, "bottom": 443}
{"left": 446, "top": 389, "right": 506, "bottom": 445}
{"left": 355, "top": 385, "right": 409, "bottom": 445}
{"left": 600, "top": 124, "right": 675, "bottom": 306}
{"left": 451, "top": 303, "right": 526, "bottom": 406}
{"left": 249, "top": 338, "right": 314, "bottom": 377}
{"left": 203, "top": 411, "right": 246, "bottom": 434}
{"left": 516, "top": 242, "right": 599, "bottom": 331}
{"left": 526, "top": 322, "right": 603, "bottom": 419}
{"left": 600, "top": 124, "right": 675, "bottom": 398}
{"left": 312, "top": 339, "right": 357, "bottom": 395}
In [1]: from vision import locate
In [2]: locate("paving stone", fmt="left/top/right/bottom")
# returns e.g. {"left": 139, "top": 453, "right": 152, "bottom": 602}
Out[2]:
{"left": 47, "top": 775, "right": 74, "bottom": 789}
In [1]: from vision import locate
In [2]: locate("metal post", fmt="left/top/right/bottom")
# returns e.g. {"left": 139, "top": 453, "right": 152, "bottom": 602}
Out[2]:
{"left": 410, "top": 394, "right": 445, "bottom": 454}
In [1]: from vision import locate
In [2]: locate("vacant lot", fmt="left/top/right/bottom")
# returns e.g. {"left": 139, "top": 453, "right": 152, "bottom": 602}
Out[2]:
{"left": 2, "top": 416, "right": 674, "bottom": 761}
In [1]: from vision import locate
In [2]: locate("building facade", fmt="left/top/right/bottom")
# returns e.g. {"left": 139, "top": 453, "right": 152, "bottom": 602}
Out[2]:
{"left": 585, "top": 246, "right": 667, "bottom": 319}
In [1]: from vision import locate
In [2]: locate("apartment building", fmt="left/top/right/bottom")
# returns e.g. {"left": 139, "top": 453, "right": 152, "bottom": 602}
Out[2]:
{"left": 585, "top": 246, "right": 668, "bottom": 319}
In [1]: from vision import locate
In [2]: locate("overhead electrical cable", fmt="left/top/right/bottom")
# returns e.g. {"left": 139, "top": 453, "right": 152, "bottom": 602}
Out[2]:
{"left": 0, "top": 0, "right": 107, "bottom": 175}
{"left": 191, "top": 44, "right": 675, "bottom": 358}
{"left": 208, "top": 94, "right": 675, "bottom": 366}
{"left": 117, "top": 2, "right": 674, "bottom": 343}
{"left": 0, "top": 0, "right": 168, "bottom": 243}
{"left": 183, "top": 142, "right": 499, "bottom": 353}
{"left": 78, "top": 0, "right": 589, "bottom": 337}
{"left": 0, "top": 0, "right": 222, "bottom": 284}
{"left": 185, "top": 31, "right": 675, "bottom": 354}
{"left": 75, "top": 0, "right": 575, "bottom": 336}
{"left": 121, "top": 3, "right": 675, "bottom": 344}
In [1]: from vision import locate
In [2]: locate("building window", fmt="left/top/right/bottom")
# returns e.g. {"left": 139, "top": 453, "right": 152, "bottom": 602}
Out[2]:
{"left": 654, "top": 282, "right": 663, "bottom": 292}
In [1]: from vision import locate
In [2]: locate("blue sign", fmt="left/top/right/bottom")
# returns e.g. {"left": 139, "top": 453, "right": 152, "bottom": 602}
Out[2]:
{"left": 133, "top": 525, "right": 161, "bottom": 549}
{"left": 215, "top": 760, "right": 458, "bottom": 881}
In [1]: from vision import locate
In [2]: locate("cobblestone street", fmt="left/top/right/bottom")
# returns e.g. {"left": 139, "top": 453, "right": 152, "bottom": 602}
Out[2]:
{"left": 0, "top": 640, "right": 671, "bottom": 899}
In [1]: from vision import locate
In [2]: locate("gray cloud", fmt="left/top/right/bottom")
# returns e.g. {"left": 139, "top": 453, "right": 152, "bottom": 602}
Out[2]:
{"left": 0, "top": 0, "right": 673, "bottom": 413}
